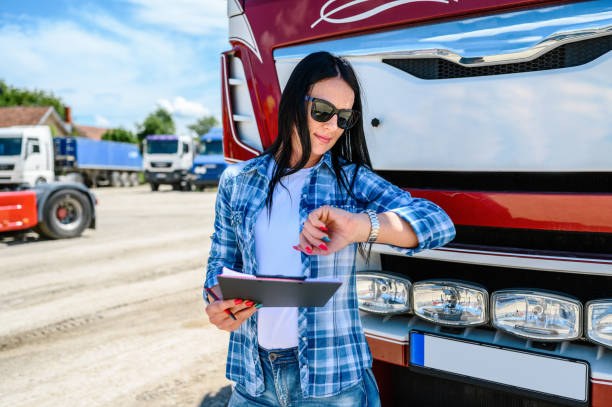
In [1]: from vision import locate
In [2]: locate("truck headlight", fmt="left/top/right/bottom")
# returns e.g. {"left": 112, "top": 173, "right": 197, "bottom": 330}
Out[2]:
{"left": 586, "top": 299, "right": 612, "bottom": 349}
{"left": 412, "top": 280, "right": 488, "bottom": 326}
{"left": 356, "top": 272, "right": 411, "bottom": 314}
{"left": 491, "top": 290, "right": 582, "bottom": 341}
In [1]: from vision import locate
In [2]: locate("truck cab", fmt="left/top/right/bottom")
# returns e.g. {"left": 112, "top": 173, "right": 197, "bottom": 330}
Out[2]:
{"left": 188, "top": 127, "right": 227, "bottom": 190}
{"left": 0, "top": 126, "right": 54, "bottom": 189}
{"left": 143, "top": 134, "right": 195, "bottom": 191}
{"left": 220, "top": 0, "right": 612, "bottom": 405}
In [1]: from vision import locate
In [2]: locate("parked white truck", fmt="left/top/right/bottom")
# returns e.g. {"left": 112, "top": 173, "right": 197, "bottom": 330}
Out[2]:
{"left": 143, "top": 134, "right": 195, "bottom": 191}
{"left": 0, "top": 125, "right": 143, "bottom": 189}
{"left": 0, "top": 126, "right": 54, "bottom": 187}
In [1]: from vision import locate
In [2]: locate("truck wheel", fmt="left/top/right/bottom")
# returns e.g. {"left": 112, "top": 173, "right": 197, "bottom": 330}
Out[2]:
{"left": 172, "top": 183, "right": 181, "bottom": 191}
{"left": 110, "top": 171, "right": 122, "bottom": 187}
{"left": 129, "top": 173, "right": 140, "bottom": 187}
{"left": 35, "top": 177, "right": 48, "bottom": 185}
{"left": 120, "top": 172, "right": 130, "bottom": 187}
{"left": 37, "top": 190, "right": 92, "bottom": 239}
{"left": 150, "top": 183, "right": 159, "bottom": 191}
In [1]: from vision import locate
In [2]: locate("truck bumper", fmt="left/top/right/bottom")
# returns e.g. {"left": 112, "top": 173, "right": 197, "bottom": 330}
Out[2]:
{"left": 187, "top": 173, "right": 220, "bottom": 187}
{"left": 362, "top": 312, "right": 612, "bottom": 406}
{"left": 144, "top": 170, "right": 187, "bottom": 184}
{"left": 0, "top": 190, "right": 38, "bottom": 232}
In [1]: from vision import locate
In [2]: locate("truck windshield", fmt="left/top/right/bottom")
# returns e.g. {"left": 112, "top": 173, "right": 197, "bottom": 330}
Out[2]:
{"left": 0, "top": 137, "right": 23, "bottom": 156}
{"left": 201, "top": 140, "right": 223, "bottom": 155}
{"left": 147, "top": 140, "right": 178, "bottom": 154}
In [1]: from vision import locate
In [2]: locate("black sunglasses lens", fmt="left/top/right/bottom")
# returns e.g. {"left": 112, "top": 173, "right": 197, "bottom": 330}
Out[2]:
{"left": 311, "top": 100, "right": 335, "bottom": 122}
{"left": 310, "top": 98, "right": 358, "bottom": 129}
{"left": 337, "top": 111, "right": 355, "bottom": 129}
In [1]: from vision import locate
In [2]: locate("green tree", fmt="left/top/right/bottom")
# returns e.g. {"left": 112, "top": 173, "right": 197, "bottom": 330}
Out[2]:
{"left": 102, "top": 128, "right": 138, "bottom": 144}
{"left": 0, "top": 79, "right": 66, "bottom": 121}
{"left": 136, "top": 108, "right": 175, "bottom": 144}
{"left": 188, "top": 115, "right": 219, "bottom": 136}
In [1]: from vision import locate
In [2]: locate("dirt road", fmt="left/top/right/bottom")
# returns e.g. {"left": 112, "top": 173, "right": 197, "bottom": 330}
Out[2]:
{"left": 0, "top": 185, "right": 232, "bottom": 407}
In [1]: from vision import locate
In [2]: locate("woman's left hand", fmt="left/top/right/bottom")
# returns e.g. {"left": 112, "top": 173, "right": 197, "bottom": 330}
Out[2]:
{"left": 295, "top": 205, "right": 369, "bottom": 255}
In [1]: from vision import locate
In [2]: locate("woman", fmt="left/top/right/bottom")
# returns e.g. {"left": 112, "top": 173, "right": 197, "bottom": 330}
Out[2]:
{"left": 205, "top": 51, "right": 455, "bottom": 406}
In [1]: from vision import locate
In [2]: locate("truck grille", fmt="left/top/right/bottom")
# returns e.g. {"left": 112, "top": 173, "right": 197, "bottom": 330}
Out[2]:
{"left": 383, "top": 35, "right": 612, "bottom": 80}
{"left": 151, "top": 162, "right": 171, "bottom": 168}
{"left": 0, "top": 164, "right": 15, "bottom": 171}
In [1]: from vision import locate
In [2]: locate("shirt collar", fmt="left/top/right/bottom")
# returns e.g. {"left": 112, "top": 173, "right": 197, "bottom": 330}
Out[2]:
{"left": 239, "top": 151, "right": 333, "bottom": 179}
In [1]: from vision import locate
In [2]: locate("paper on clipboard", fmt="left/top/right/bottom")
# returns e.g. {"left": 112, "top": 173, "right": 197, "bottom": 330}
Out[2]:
{"left": 218, "top": 267, "right": 341, "bottom": 307}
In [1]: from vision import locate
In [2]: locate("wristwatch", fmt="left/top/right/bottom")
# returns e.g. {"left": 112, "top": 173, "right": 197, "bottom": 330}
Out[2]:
{"left": 365, "top": 209, "right": 379, "bottom": 243}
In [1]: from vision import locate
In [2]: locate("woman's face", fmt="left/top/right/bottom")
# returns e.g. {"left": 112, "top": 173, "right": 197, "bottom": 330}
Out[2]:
{"left": 292, "top": 76, "right": 355, "bottom": 167}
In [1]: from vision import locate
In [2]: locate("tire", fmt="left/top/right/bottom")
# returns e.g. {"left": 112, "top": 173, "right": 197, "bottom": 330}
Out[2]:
{"left": 129, "top": 172, "right": 140, "bottom": 187}
{"left": 35, "top": 177, "right": 48, "bottom": 185}
{"left": 37, "top": 190, "right": 92, "bottom": 239}
{"left": 110, "top": 171, "right": 122, "bottom": 187}
{"left": 120, "top": 172, "right": 130, "bottom": 187}
{"left": 150, "top": 183, "right": 159, "bottom": 191}
{"left": 172, "top": 183, "right": 181, "bottom": 191}
{"left": 64, "top": 172, "right": 85, "bottom": 185}
{"left": 93, "top": 173, "right": 105, "bottom": 187}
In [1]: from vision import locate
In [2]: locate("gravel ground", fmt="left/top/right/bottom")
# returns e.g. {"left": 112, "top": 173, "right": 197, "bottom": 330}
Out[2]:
{"left": 0, "top": 185, "right": 233, "bottom": 407}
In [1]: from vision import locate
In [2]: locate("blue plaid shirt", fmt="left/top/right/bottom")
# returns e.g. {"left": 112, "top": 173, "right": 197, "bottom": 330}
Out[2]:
{"left": 205, "top": 152, "right": 455, "bottom": 398}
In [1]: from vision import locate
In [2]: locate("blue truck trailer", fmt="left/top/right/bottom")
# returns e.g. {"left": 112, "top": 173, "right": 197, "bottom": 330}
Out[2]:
{"left": 188, "top": 127, "right": 226, "bottom": 190}
{"left": 54, "top": 137, "right": 143, "bottom": 187}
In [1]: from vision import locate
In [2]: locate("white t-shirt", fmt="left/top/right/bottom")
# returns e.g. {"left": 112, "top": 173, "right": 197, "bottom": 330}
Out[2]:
{"left": 254, "top": 163, "right": 311, "bottom": 349}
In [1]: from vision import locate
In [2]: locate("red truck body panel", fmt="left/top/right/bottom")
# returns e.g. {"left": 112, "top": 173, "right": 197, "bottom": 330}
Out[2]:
{"left": 0, "top": 190, "right": 38, "bottom": 232}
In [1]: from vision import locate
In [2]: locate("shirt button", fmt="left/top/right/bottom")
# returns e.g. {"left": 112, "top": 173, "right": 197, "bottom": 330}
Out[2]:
{"left": 302, "top": 337, "right": 307, "bottom": 342}
{"left": 301, "top": 194, "right": 307, "bottom": 199}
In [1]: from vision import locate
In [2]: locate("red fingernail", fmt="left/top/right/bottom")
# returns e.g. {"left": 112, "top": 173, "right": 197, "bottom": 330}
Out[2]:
{"left": 234, "top": 299, "right": 243, "bottom": 305}
{"left": 319, "top": 244, "right": 328, "bottom": 251}
{"left": 305, "top": 247, "right": 312, "bottom": 254}
{"left": 292, "top": 245, "right": 301, "bottom": 251}
{"left": 245, "top": 300, "right": 254, "bottom": 307}
{"left": 319, "top": 226, "right": 329, "bottom": 232}
{"left": 224, "top": 310, "right": 232, "bottom": 316}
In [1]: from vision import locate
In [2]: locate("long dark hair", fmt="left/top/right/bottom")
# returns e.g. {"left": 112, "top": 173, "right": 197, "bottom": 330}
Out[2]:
{"left": 264, "top": 51, "right": 372, "bottom": 211}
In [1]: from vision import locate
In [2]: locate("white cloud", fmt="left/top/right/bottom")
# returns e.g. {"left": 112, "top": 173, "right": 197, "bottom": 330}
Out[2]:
{"left": 0, "top": 5, "right": 227, "bottom": 136}
{"left": 157, "top": 96, "right": 210, "bottom": 117}
{"left": 94, "top": 115, "right": 111, "bottom": 126}
{"left": 123, "top": 0, "right": 227, "bottom": 35}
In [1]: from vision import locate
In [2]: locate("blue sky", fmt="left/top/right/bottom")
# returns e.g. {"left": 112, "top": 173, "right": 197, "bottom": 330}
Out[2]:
{"left": 0, "top": 0, "right": 227, "bottom": 135}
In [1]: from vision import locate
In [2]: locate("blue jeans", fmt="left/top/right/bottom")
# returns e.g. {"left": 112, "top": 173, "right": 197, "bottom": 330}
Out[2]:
{"left": 228, "top": 347, "right": 381, "bottom": 407}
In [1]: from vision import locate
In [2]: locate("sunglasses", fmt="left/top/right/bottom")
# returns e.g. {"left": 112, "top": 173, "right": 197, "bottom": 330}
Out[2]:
{"left": 305, "top": 96, "right": 360, "bottom": 129}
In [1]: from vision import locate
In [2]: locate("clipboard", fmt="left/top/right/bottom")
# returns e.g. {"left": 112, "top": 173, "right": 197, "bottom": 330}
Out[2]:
{"left": 217, "top": 274, "right": 342, "bottom": 307}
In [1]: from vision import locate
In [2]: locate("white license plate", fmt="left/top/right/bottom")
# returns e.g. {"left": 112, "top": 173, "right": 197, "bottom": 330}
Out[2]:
{"left": 410, "top": 332, "right": 588, "bottom": 403}
{"left": 156, "top": 173, "right": 166, "bottom": 179}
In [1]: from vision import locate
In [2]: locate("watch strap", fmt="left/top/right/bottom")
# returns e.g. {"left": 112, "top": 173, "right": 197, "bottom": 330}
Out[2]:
{"left": 365, "top": 209, "right": 379, "bottom": 243}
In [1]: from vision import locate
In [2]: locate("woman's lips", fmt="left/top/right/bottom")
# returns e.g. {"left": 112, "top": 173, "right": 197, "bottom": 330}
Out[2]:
{"left": 315, "top": 134, "right": 331, "bottom": 143}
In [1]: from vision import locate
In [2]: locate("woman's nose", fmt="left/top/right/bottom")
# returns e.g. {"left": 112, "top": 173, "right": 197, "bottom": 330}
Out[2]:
{"left": 323, "top": 114, "right": 339, "bottom": 130}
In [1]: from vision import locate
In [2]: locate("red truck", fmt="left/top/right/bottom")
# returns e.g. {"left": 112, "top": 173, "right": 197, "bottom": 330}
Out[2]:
{"left": 0, "top": 183, "right": 96, "bottom": 240}
{"left": 220, "top": 0, "right": 611, "bottom": 406}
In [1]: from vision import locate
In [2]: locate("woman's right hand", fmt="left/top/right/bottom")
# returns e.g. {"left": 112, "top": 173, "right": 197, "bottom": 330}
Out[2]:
{"left": 205, "top": 293, "right": 259, "bottom": 332}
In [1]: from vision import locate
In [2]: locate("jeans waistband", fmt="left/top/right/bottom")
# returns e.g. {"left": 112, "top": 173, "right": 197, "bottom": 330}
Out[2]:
{"left": 258, "top": 346, "right": 298, "bottom": 363}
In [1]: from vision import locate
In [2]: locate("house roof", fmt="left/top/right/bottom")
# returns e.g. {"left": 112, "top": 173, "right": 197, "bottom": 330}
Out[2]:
{"left": 0, "top": 106, "right": 55, "bottom": 127}
{"left": 75, "top": 125, "right": 108, "bottom": 141}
